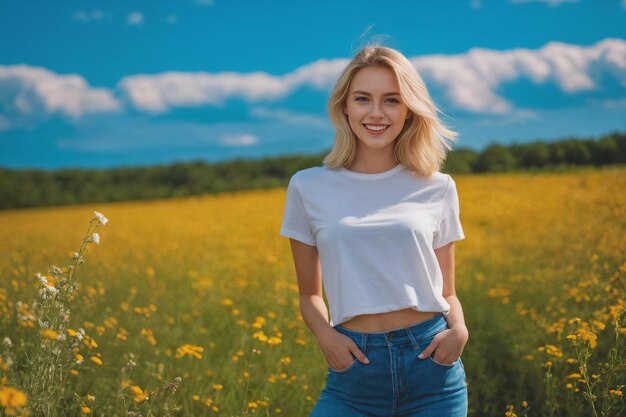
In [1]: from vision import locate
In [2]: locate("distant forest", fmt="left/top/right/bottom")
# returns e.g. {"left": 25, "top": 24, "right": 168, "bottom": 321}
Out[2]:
{"left": 1, "top": 130, "right": 625, "bottom": 210}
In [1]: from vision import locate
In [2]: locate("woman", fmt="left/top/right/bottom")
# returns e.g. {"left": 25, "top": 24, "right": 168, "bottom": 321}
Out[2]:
{"left": 280, "top": 44, "right": 469, "bottom": 417}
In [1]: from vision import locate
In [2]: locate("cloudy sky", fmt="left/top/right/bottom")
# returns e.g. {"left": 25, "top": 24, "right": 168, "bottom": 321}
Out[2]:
{"left": 1, "top": 0, "right": 625, "bottom": 170}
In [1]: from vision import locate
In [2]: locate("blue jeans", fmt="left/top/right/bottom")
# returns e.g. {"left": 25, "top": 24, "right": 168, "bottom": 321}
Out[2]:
{"left": 309, "top": 313, "right": 468, "bottom": 417}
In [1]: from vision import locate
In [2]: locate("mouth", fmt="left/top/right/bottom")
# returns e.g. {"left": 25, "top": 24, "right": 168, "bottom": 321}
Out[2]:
{"left": 363, "top": 124, "right": 390, "bottom": 134}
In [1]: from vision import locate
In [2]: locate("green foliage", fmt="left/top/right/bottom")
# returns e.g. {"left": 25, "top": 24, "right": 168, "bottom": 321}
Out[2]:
{"left": 1, "top": 131, "right": 625, "bottom": 210}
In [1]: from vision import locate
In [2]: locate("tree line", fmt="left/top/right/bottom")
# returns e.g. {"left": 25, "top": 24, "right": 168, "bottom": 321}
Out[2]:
{"left": 1, "top": 131, "right": 625, "bottom": 210}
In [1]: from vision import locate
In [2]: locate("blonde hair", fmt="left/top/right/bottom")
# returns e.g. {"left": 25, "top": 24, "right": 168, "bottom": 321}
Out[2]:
{"left": 323, "top": 45, "right": 460, "bottom": 178}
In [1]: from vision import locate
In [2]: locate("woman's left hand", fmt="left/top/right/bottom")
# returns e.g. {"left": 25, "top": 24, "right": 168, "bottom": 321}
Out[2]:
{"left": 418, "top": 326, "right": 469, "bottom": 365}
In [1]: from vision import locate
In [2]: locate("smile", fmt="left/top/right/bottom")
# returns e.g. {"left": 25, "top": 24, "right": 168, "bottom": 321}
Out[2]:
{"left": 363, "top": 124, "right": 390, "bottom": 134}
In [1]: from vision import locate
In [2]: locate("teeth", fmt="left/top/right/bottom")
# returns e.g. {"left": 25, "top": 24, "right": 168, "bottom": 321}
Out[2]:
{"left": 365, "top": 124, "right": 389, "bottom": 131}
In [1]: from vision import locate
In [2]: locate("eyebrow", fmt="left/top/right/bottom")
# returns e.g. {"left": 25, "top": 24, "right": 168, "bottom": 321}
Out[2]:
{"left": 351, "top": 91, "right": 400, "bottom": 96}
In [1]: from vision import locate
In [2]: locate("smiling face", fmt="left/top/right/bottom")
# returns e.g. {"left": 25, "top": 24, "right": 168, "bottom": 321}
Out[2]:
{"left": 343, "top": 65, "right": 411, "bottom": 153}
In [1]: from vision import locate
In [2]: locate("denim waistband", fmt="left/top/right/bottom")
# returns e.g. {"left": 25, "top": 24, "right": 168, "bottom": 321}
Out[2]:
{"left": 333, "top": 312, "right": 447, "bottom": 349}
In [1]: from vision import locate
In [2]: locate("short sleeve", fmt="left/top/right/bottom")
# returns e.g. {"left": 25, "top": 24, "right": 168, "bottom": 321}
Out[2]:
{"left": 432, "top": 175, "right": 465, "bottom": 249}
{"left": 280, "top": 173, "right": 317, "bottom": 246}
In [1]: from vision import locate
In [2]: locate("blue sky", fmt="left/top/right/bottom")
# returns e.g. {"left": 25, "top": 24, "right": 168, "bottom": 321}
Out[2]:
{"left": 1, "top": 0, "right": 625, "bottom": 170}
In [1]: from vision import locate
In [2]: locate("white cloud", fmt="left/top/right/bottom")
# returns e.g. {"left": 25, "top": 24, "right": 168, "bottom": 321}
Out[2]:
{"left": 2, "top": 38, "right": 626, "bottom": 131}
{"left": 117, "top": 58, "right": 349, "bottom": 113}
{"left": 117, "top": 70, "right": 295, "bottom": 113}
{"left": 117, "top": 38, "right": 626, "bottom": 116}
{"left": 509, "top": 0, "right": 579, "bottom": 6}
{"left": 126, "top": 11, "right": 143, "bottom": 26}
{"left": 219, "top": 133, "right": 258, "bottom": 147}
{"left": 411, "top": 38, "right": 626, "bottom": 114}
{"left": 0, "top": 64, "right": 121, "bottom": 130}
{"left": 283, "top": 58, "right": 350, "bottom": 90}
{"left": 166, "top": 15, "right": 178, "bottom": 24}
{"left": 73, "top": 10, "right": 105, "bottom": 22}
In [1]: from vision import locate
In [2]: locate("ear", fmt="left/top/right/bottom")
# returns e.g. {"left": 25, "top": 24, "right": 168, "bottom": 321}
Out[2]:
{"left": 406, "top": 112, "right": 413, "bottom": 120}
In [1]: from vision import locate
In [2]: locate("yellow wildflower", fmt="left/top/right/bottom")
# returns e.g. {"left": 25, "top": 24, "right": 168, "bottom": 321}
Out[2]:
{"left": 130, "top": 385, "right": 149, "bottom": 403}
{"left": 543, "top": 344, "right": 563, "bottom": 358}
{"left": 267, "top": 336, "right": 282, "bottom": 345}
{"left": 505, "top": 404, "right": 517, "bottom": 417}
{"left": 0, "top": 386, "right": 28, "bottom": 409}
{"left": 140, "top": 328, "right": 157, "bottom": 346}
{"left": 253, "top": 331, "right": 268, "bottom": 342}
{"left": 117, "top": 327, "right": 129, "bottom": 342}
{"left": 40, "top": 328, "right": 58, "bottom": 340}
{"left": 175, "top": 344, "right": 204, "bottom": 359}
{"left": 83, "top": 335, "right": 98, "bottom": 349}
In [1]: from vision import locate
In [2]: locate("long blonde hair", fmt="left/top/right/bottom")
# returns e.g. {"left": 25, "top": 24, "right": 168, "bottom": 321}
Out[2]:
{"left": 324, "top": 45, "right": 459, "bottom": 178}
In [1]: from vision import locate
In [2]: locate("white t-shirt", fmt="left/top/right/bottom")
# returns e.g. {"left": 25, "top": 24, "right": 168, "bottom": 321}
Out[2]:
{"left": 280, "top": 162, "right": 465, "bottom": 327}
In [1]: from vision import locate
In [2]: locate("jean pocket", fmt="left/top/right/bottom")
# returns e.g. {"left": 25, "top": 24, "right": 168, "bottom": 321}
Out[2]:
{"left": 428, "top": 354, "right": 458, "bottom": 368}
{"left": 329, "top": 356, "right": 359, "bottom": 374}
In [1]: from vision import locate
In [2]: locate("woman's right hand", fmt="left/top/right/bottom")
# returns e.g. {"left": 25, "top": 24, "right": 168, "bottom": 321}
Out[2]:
{"left": 317, "top": 329, "right": 370, "bottom": 371}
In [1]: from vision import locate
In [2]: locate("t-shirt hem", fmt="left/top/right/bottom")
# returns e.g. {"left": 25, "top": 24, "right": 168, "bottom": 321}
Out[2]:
{"left": 279, "top": 228, "right": 316, "bottom": 246}
{"left": 332, "top": 303, "right": 450, "bottom": 327}
{"left": 433, "top": 234, "right": 465, "bottom": 249}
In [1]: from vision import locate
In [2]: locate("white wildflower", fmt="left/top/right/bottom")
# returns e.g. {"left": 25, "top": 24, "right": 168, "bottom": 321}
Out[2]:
{"left": 94, "top": 211, "right": 108, "bottom": 225}
{"left": 51, "top": 265, "right": 62, "bottom": 275}
{"left": 3, "top": 337, "right": 11, "bottom": 348}
{"left": 56, "top": 333, "right": 66, "bottom": 341}
{"left": 46, "top": 285, "right": 59, "bottom": 295}
{"left": 73, "top": 252, "right": 80, "bottom": 260}
{"left": 92, "top": 232, "right": 100, "bottom": 245}
{"left": 38, "top": 275, "right": 48, "bottom": 286}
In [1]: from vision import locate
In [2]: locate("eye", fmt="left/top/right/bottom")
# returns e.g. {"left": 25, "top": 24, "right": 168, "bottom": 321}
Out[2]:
{"left": 354, "top": 96, "right": 368, "bottom": 102}
{"left": 386, "top": 98, "right": 400, "bottom": 104}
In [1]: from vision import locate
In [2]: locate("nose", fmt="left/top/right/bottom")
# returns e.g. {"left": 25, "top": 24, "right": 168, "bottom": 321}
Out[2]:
{"left": 369, "top": 101, "right": 384, "bottom": 119}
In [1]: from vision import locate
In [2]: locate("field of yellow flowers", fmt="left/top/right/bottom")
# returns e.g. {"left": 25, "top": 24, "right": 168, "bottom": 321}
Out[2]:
{"left": 0, "top": 166, "right": 624, "bottom": 417}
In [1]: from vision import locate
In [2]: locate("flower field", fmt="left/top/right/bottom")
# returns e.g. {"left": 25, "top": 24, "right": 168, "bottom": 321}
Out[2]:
{"left": 0, "top": 166, "right": 624, "bottom": 416}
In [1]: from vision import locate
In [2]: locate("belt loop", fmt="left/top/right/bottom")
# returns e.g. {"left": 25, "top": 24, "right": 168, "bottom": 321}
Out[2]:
{"left": 405, "top": 327, "right": 417, "bottom": 349}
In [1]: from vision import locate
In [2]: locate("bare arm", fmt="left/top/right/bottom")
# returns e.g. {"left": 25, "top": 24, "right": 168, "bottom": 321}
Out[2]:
{"left": 289, "top": 239, "right": 334, "bottom": 340}
{"left": 417, "top": 241, "right": 469, "bottom": 364}
{"left": 288, "top": 238, "right": 369, "bottom": 369}
{"left": 434, "top": 241, "right": 468, "bottom": 336}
